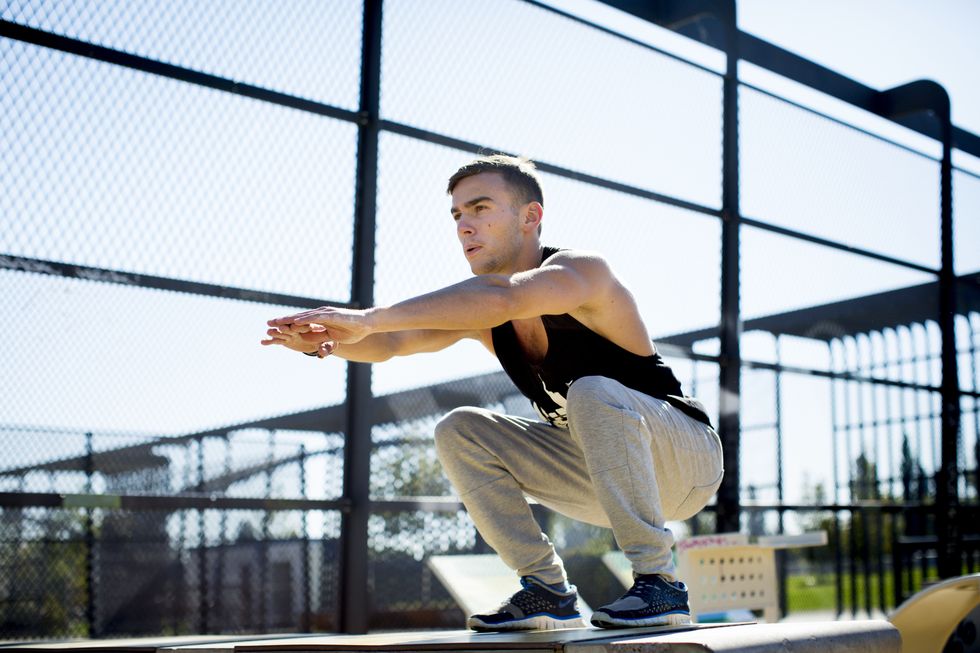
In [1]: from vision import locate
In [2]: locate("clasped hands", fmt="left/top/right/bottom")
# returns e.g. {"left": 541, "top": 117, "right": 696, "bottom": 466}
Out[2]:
{"left": 260, "top": 306, "right": 373, "bottom": 359}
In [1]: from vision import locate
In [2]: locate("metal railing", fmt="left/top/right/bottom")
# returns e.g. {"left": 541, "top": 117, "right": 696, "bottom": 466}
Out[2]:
{"left": 2, "top": 0, "right": 979, "bottom": 637}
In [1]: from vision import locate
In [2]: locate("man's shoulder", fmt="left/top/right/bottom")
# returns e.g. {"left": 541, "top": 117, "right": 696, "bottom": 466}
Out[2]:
{"left": 541, "top": 246, "right": 609, "bottom": 268}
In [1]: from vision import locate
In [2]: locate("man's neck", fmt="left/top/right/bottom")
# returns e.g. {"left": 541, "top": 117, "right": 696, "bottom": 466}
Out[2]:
{"left": 509, "top": 242, "right": 545, "bottom": 274}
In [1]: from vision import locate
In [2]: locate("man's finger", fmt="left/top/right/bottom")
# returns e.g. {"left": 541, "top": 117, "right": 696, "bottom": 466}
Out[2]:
{"left": 268, "top": 315, "right": 300, "bottom": 326}
{"left": 268, "top": 311, "right": 317, "bottom": 326}
{"left": 300, "top": 332, "right": 324, "bottom": 343}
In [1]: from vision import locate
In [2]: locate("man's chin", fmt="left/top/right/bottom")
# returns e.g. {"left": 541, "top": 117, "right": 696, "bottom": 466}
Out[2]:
{"left": 469, "top": 263, "right": 496, "bottom": 276}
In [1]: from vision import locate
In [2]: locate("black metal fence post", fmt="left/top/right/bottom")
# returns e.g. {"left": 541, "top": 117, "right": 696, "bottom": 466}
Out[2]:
{"left": 84, "top": 432, "right": 98, "bottom": 637}
{"left": 339, "top": 0, "right": 383, "bottom": 634}
{"left": 936, "top": 94, "right": 962, "bottom": 578}
{"left": 197, "top": 436, "right": 208, "bottom": 634}
{"left": 774, "top": 337, "right": 787, "bottom": 617}
{"left": 300, "top": 444, "right": 311, "bottom": 632}
{"left": 717, "top": 1, "right": 742, "bottom": 535}
{"left": 877, "top": 80, "right": 961, "bottom": 577}
{"left": 261, "top": 430, "right": 273, "bottom": 632}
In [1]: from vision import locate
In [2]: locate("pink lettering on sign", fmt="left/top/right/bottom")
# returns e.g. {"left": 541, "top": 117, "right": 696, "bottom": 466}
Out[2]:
{"left": 676, "top": 533, "right": 748, "bottom": 551}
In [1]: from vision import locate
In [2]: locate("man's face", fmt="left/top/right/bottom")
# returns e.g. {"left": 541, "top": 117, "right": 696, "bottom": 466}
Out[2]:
{"left": 450, "top": 172, "right": 524, "bottom": 275}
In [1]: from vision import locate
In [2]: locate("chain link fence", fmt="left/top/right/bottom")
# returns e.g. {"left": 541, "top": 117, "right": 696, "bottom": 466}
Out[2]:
{"left": 2, "top": 0, "right": 978, "bottom": 639}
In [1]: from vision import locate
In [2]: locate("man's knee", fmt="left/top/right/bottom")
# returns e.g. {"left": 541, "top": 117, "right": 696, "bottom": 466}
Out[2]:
{"left": 433, "top": 406, "right": 491, "bottom": 458}
{"left": 566, "top": 375, "right": 620, "bottom": 417}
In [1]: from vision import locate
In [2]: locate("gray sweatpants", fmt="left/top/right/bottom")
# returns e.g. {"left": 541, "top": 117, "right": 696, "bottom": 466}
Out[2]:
{"left": 433, "top": 375, "right": 724, "bottom": 586}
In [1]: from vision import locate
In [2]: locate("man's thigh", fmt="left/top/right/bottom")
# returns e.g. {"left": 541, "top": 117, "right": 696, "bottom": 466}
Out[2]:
{"left": 437, "top": 406, "right": 610, "bottom": 527}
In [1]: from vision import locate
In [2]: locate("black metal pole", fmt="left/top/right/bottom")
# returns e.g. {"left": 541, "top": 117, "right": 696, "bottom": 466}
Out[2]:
{"left": 339, "top": 0, "right": 382, "bottom": 634}
{"left": 849, "top": 506, "right": 858, "bottom": 618}
{"left": 971, "top": 314, "right": 980, "bottom": 505}
{"left": 717, "top": 5, "right": 742, "bottom": 534}
{"left": 875, "top": 80, "right": 960, "bottom": 579}
{"left": 84, "top": 432, "right": 97, "bottom": 637}
{"left": 215, "top": 434, "right": 230, "bottom": 629}
{"left": 829, "top": 341, "right": 841, "bottom": 505}
{"left": 936, "top": 102, "right": 961, "bottom": 579}
{"left": 833, "top": 512, "right": 843, "bottom": 618}
{"left": 300, "top": 444, "right": 311, "bottom": 632}
{"left": 197, "top": 437, "right": 208, "bottom": 634}
{"left": 866, "top": 334, "right": 887, "bottom": 614}
{"left": 261, "top": 431, "right": 273, "bottom": 632}
{"left": 828, "top": 341, "right": 845, "bottom": 617}
{"left": 891, "top": 508, "right": 903, "bottom": 609}
{"left": 774, "top": 337, "right": 787, "bottom": 618}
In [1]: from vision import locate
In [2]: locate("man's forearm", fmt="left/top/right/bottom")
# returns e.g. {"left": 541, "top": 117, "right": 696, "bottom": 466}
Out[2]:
{"left": 369, "top": 275, "right": 513, "bottom": 333}
{"left": 326, "top": 332, "right": 397, "bottom": 363}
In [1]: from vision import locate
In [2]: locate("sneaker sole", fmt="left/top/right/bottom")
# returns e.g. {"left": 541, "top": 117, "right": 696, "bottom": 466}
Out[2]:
{"left": 590, "top": 611, "right": 691, "bottom": 629}
{"left": 468, "top": 614, "right": 586, "bottom": 632}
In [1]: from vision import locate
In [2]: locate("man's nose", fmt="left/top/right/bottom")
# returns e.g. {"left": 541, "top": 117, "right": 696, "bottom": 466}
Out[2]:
{"left": 457, "top": 218, "right": 475, "bottom": 236}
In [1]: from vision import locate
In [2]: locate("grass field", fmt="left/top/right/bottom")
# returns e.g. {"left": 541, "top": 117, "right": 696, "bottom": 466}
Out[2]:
{"left": 784, "top": 568, "right": 930, "bottom": 613}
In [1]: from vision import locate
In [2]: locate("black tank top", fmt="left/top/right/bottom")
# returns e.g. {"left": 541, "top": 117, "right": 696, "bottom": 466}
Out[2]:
{"left": 491, "top": 247, "right": 712, "bottom": 429}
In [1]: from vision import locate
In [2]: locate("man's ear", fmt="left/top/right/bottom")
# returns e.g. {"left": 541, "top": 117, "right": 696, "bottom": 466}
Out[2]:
{"left": 522, "top": 201, "right": 543, "bottom": 233}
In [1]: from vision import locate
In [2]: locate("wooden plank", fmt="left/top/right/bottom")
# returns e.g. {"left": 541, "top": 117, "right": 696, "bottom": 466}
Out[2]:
{"left": 161, "top": 636, "right": 331, "bottom": 653}
{"left": 0, "top": 636, "right": 278, "bottom": 653}
{"left": 233, "top": 624, "right": 731, "bottom": 652}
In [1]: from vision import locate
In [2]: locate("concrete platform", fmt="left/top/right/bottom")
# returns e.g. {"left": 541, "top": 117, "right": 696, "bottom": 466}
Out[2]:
{"left": 0, "top": 636, "right": 321, "bottom": 653}
{"left": 1, "top": 621, "right": 901, "bottom": 653}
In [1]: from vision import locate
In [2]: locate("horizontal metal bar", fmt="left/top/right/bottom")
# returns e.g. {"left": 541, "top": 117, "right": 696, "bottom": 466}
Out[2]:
{"left": 955, "top": 164, "right": 980, "bottom": 182}
{"left": 740, "top": 217, "right": 940, "bottom": 275}
{"left": 739, "top": 33, "right": 876, "bottom": 116}
{"left": 380, "top": 120, "right": 724, "bottom": 219}
{"left": 0, "top": 491, "right": 467, "bottom": 515}
{"left": 739, "top": 80, "right": 941, "bottom": 163}
{"left": 0, "top": 491, "right": 351, "bottom": 513}
{"left": 0, "top": 20, "right": 361, "bottom": 125}
{"left": 654, "top": 342, "right": 720, "bottom": 362}
{"left": 370, "top": 498, "right": 465, "bottom": 513}
{"left": 656, "top": 345, "right": 979, "bottom": 398}
{"left": 738, "top": 32, "right": 980, "bottom": 159}
{"left": 739, "top": 502, "right": 928, "bottom": 512}
{"left": 0, "top": 254, "right": 352, "bottom": 309}
{"left": 524, "top": 0, "right": 723, "bottom": 78}
{"left": 954, "top": 127, "right": 980, "bottom": 159}
{"left": 743, "top": 357, "right": 937, "bottom": 392}
{"left": 897, "top": 534, "right": 980, "bottom": 546}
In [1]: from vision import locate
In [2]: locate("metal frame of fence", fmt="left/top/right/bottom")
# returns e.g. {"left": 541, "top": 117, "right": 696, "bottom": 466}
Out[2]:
{"left": 2, "top": 0, "right": 980, "bottom": 636}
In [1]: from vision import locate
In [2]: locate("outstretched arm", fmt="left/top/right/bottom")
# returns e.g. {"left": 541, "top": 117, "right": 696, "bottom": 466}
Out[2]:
{"left": 261, "top": 322, "right": 486, "bottom": 363}
{"left": 267, "top": 251, "right": 613, "bottom": 342}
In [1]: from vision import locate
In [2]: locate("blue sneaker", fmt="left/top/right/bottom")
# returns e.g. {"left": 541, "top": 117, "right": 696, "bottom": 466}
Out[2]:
{"left": 467, "top": 576, "right": 585, "bottom": 632}
{"left": 590, "top": 574, "right": 691, "bottom": 628}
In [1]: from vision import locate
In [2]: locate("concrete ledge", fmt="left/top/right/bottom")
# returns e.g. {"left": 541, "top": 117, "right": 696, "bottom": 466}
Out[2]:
{"left": 567, "top": 621, "right": 901, "bottom": 653}
{"left": 1, "top": 621, "right": 901, "bottom": 653}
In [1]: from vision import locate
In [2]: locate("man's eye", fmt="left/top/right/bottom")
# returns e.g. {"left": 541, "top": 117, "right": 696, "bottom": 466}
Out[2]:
{"left": 475, "top": 205, "right": 486, "bottom": 212}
